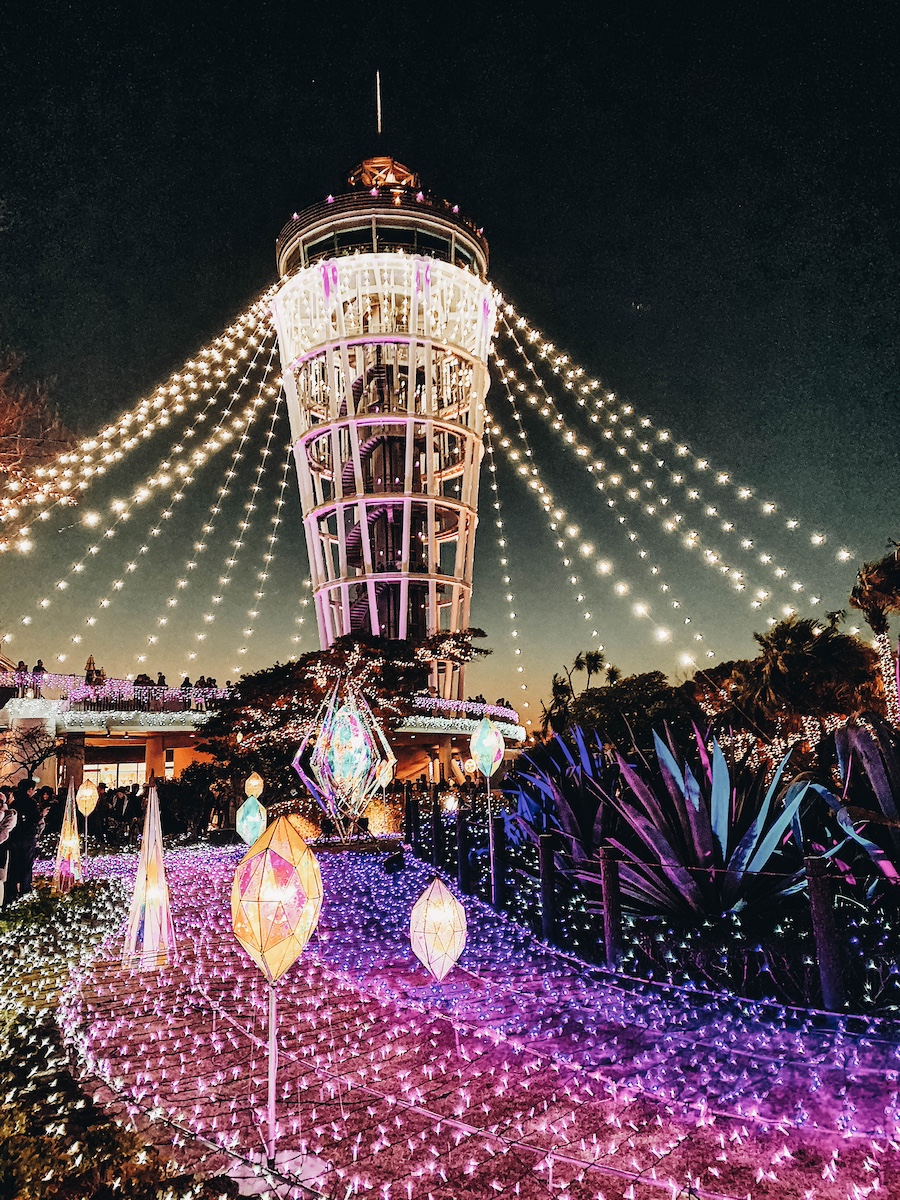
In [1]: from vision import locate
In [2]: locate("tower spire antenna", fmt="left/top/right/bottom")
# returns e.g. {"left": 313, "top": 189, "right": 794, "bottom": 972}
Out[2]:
{"left": 375, "top": 69, "right": 383, "bottom": 137}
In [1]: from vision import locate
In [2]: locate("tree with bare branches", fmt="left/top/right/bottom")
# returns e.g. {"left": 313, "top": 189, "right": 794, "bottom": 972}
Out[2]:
{"left": 0, "top": 725, "right": 61, "bottom": 782}
{"left": 0, "top": 353, "right": 76, "bottom": 543}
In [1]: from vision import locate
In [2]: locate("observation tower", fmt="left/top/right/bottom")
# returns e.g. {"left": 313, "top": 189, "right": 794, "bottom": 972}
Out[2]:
{"left": 272, "top": 157, "right": 495, "bottom": 700}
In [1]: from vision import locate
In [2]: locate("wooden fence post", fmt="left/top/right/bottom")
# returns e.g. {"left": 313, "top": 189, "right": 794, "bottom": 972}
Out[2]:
{"left": 457, "top": 810, "right": 472, "bottom": 895}
{"left": 805, "top": 855, "right": 845, "bottom": 1011}
{"left": 490, "top": 814, "right": 507, "bottom": 911}
{"left": 430, "top": 796, "right": 443, "bottom": 868}
{"left": 403, "top": 788, "right": 415, "bottom": 845}
{"left": 407, "top": 791, "right": 421, "bottom": 855}
{"left": 539, "top": 833, "right": 557, "bottom": 945}
{"left": 599, "top": 846, "right": 622, "bottom": 970}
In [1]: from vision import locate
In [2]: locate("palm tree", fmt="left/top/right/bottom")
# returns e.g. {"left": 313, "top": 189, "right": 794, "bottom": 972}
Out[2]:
{"left": 573, "top": 649, "right": 607, "bottom": 689}
{"left": 605, "top": 664, "right": 622, "bottom": 686}
{"left": 540, "top": 673, "right": 574, "bottom": 736}
{"left": 850, "top": 546, "right": 900, "bottom": 721}
{"left": 729, "top": 615, "right": 881, "bottom": 734}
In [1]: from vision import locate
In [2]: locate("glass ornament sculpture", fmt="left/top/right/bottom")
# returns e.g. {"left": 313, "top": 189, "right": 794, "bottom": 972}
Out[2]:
{"left": 293, "top": 686, "right": 396, "bottom": 840}
{"left": 236, "top": 772, "right": 268, "bottom": 845}
{"left": 122, "top": 785, "right": 176, "bottom": 971}
{"left": 469, "top": 717, "right": 505, "bottom": 778}
{"left": 75, "top": 778, "right": 98, "bottom": 815}
{"left": 410, "top": 877, "right": 467, "bottom": 982}
{"left": 76, "top": 778, "right": 99, "bottom": 856}
{"left": 245, "top": 771, "right": 264, "bottom": 798}
{"left": 236, "top": 796, "right": 267, "bottom": 845}
{"left": 231, "top": 816, "right": 323, "bottom": 1166}
{"left": 231, "top": 815, "right": 323, "bottom": 985}
{"left": 52, "top": 782, "right": 83, "bottom": 895}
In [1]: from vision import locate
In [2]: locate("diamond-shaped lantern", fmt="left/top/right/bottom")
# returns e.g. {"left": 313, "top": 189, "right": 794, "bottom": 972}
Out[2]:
{"left": 236, "top": 771, "right": 268, "bottom": 845}
{"left": 469, "top": 717, "right": 504, "bottom": 778}
{"left": 236, "top": 797, "right": 267, "bottom": 845}
{"left": 410, "top": 877, "right": 467, "bottom": 982}
{"left": 75, "top": 779, "right": 99, "bottom": 816}
{"left": 293, "top": 686, "right": 395, "bottom": 839}
{"left": 231, "top": 816, "right": 323, "bottom": 984}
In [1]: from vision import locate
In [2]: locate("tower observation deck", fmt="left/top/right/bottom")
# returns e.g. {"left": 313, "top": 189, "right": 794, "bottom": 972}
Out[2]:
{"left": 272, "top": 157, "right": 496, "bottom": 700}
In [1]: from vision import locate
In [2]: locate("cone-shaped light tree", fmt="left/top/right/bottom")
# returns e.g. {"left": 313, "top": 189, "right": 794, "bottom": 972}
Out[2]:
{"left": 52, "top": 782, "right": 82, "bottom": 895}
{"left": 122, "top": 784, "right": 176, "bottom": 971}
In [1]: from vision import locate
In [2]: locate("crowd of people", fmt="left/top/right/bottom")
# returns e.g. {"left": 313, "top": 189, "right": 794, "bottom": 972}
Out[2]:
{"left": 6, "top": 658, "right": 227, "bottom": 697}
{"left": 467, "top": 694, "right": 515, "bottom": 711}
{"left": 0, "top": 778, "right": 51, "bottom": 906}
{"left": 0, "top": 778, "right": 157, "bottom": 908}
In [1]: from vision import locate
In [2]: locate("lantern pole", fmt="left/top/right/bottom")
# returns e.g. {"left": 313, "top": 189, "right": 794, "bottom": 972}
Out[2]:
{"left": 267, "top": 980, "right": 278, "bottom": 1167}
{"left": 84, "top": 810, "right": 89, "bottom": 859}
{"left": 485, "top": 769, "right": 493, "bottom": 880}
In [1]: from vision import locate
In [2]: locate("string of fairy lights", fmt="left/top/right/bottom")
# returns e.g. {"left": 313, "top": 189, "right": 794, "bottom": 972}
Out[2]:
{"left": 492, "top": 351, "right": 741, "bottom": 652}
{"left": 495, "top": 301, "right": 857, "bottom": 616}
{"left": 176, "top": 351, "right": 284, "bottom": 674}
{"left": 493, "top": 363, "right": 718, "bottom": 661}
{"left": 0, "top": 290, "right": 277, "bottom": 554}
{"left": 130, "top": 353, "right": 275, "bottom": 672}
{"left": 244, "top": 439, "right": 312, "bottom": 665}
{"left": 485, "top": 391, "right": 603, "bottom": 647}
{"left": 482, "top": 423, "right": 533, "bottom": 725}
{"left": 0, "top": 274, "right": 873, "bottom": 687}
{"left": 492, "top": 340, "right": 783, "bottom": 625}
{"left": 134, "top": 417, "right": 275, "bottom": 672}
{"left": 5, "top": 309, "right": 274, "bottom": 613}
{"left": 13, "top": 331, "right": 278, "bottom": 664}
{"left": 490, "top": 370, "right": 714, "bottom": 667}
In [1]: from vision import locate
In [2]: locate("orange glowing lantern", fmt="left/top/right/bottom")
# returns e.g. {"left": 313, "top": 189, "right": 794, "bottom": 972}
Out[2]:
{"left": 231, "top": 816, "right": 323, "bottom": 984}
{"left": 231, "top": 815, "right": 324, "bottom": 1167}
{"left": 75, "top": 779, "right": 98, "bottom": 816}
{"left": 75, "top": 778, "right": 99, "bottom": 856}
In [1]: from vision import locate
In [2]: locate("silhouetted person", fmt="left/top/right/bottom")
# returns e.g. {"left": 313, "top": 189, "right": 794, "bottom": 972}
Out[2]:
{"left": 0, "top": 791, "right": 18, "bottom": 909}
{"left": 6, "top": 779, "right": 44, "bottom": 903}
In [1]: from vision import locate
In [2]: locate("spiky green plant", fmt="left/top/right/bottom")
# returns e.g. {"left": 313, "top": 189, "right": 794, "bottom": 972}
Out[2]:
{"left": 597, "top": 729, "right": 808, "bottom": 917}
{"left": 804, "top": 715, "right": 900, "bottom": 893}
{"left": 503, "top": 726, "right": 609, "bottom": 862}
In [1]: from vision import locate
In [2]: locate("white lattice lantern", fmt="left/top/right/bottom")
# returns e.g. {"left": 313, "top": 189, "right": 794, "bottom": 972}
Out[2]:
{"left": 272, "top": 157, "right": 496, "bottom": 700}
{"left": 410, "top": 877, "right": 467, "bottom": 982}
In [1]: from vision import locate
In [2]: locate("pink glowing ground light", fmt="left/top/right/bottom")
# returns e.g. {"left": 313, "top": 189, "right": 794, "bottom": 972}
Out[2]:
{"left": 56, "top": 847, "right": 900, "bottom": 1198}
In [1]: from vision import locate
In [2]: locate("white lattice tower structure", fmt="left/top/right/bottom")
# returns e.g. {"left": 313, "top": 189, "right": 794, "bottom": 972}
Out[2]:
{"left": 272, "top": 157, "right": 496, "bottom": 699}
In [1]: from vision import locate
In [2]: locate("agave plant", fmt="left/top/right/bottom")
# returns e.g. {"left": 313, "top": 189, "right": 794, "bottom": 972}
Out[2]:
{"left": 502, "top": 726, "right": 610, "bottom": 863}
{"left": 597, "top": 728, "right": 808, "bottom": 918}
{"left": 806, "top": 715, "right": 900, "bottom": 893}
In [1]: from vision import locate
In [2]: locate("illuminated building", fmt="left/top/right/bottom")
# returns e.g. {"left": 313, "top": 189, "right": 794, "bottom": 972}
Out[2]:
{"left": 272, "top": 157, "right": 495, "bottom": 700}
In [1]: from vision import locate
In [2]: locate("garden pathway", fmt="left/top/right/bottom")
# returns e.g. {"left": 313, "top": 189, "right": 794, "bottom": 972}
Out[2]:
{"left": 61, "top": 845, "right": 900, "bottom": 1199}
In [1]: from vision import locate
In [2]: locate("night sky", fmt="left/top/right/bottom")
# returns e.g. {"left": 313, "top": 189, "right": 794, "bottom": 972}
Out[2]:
{"left": 1, "top": 0, "right": 898, "bottom": 717}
